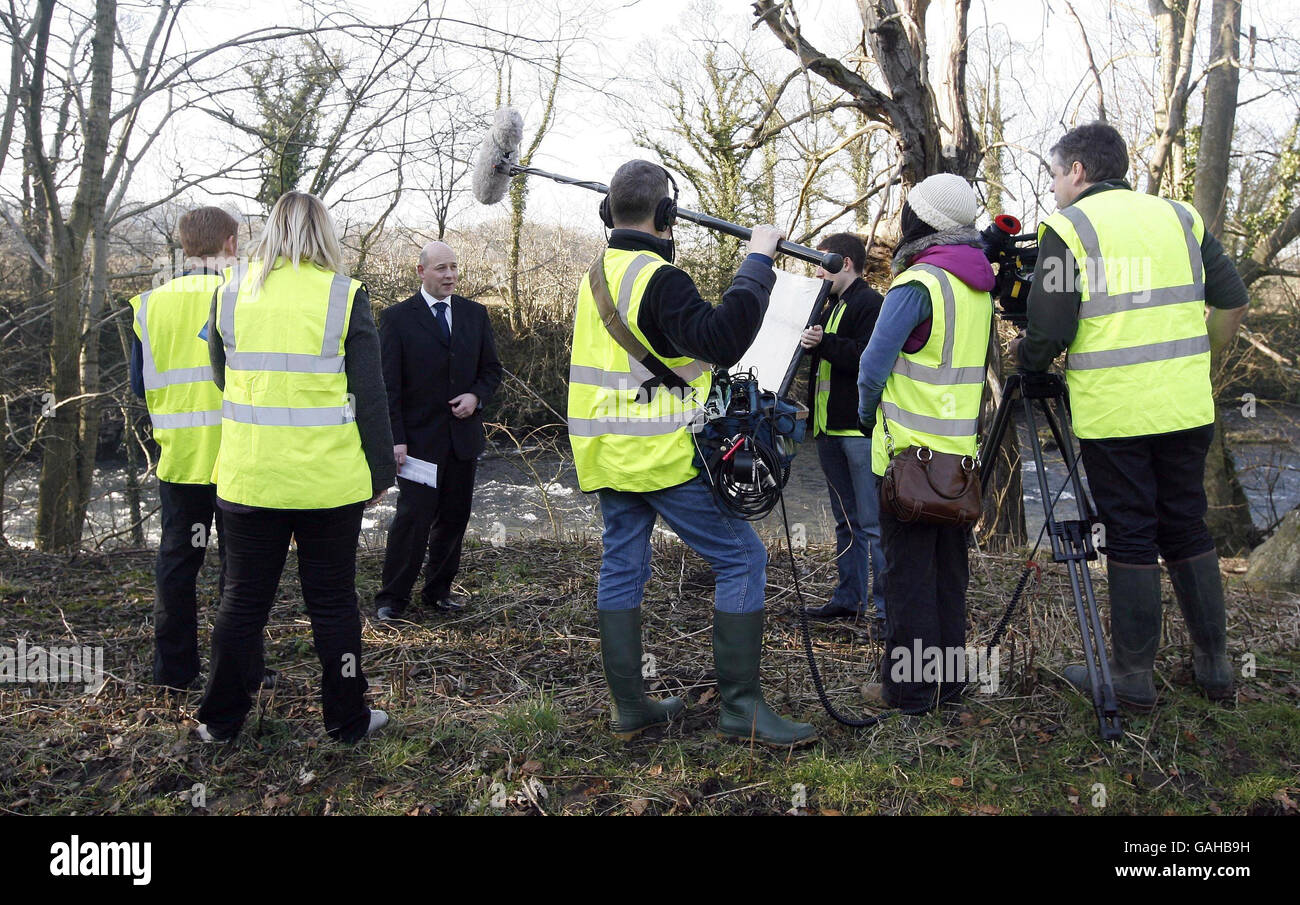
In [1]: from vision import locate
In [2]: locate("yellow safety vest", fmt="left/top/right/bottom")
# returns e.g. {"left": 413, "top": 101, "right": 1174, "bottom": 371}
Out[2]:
{"left": 128, "top": 274, "right": 224, "bottom": 484}
{"left": 1041, "top": 190, "right": 1212, "bottom": 439}
{"left": 212, "top": 258, "right": 371, "bottom": 509}
{"left": 814, "top": 299, "right": 864, "bottom": 438}
{"left": 568, "top": 248, "right": 712, "bottom": 493}
{"left": 871, "top": 264, "right": 992, "bottom": 476}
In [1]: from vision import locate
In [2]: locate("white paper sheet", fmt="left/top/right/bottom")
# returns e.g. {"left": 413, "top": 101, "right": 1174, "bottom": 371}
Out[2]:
{"left": 397, "top": 455, "right": 439, "bottom": 489}
{"left": 731, "top": 268, "right": 830, "bottom": 394}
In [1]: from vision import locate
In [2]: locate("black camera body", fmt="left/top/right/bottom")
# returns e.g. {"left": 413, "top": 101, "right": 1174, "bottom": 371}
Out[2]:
{"left": 981, "top": 214, "right": 1039, "bottom": 328}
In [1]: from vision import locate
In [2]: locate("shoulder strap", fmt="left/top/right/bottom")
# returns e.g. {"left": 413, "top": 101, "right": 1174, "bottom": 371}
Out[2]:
{"left": 587, "top": 251, "right": 691, "bottom": 403}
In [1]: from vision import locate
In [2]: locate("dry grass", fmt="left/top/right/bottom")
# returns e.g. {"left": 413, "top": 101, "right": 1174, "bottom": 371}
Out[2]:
{"left": 0, "top": 538, "right": 1297, "bottom": 815}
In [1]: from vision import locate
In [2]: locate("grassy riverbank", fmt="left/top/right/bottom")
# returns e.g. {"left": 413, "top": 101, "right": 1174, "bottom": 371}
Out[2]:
{"left": 1, "top": 539, "right": 1297, "bottom": 815}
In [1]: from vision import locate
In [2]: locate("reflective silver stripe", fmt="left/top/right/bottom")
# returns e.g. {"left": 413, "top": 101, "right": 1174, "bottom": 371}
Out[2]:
{"left": 219, "top": 263, "right": 244, "bottom": 355}
{"left": 226, "top": 352, "right": 345, "bottom": 374}
{"left": 1060, "top": 202, "right": 1205, "bottom": 320}
{"left": 136, "top": 290, "right": 218, "bottom": 390}
{"left": 221, "top": 264, "right": 352, "bottom": 372}
{"left": 880, "top": 402, "right": 977, "bottom": 437}
{"left": 1058, "top": 205, "right": 1109, "bottom": 298}
{"left": 135, "top": 291, "right": 160, "bottom": 388}
{"left": 890, "top": 358, "right": 986, "bottom": 386}
{"left": 1078, "top": 283, "right": 1205, "bottom": 319}
{"left": 1167, "top": 199, "right": 1203, "bottom": 285}
{"left": 617, "top": 254, "right": 659, "bottom": 321}
{"left": 321, "top": 273, "right": 352, "bottom": 356}
{"left": 910, "top": 264, "right": 958, "bottom": 366}
{"left": 1066, "top": 334, "right": 1210, "bottom": 371}
{"left": 568, "top": 359, "right": 706, "bottom": 390}
{"left": 568, "top": 410, "right": 701, "bottom": 437}
{"left": 815, "top": 377, "right": 831, "bottom": 397}
{"left": 222, "top": 400, "right": 355, "bottom": 426}
{"left": 892, "top": 265, "right": 986, "bottom": 385}
{"left": 151, "top": 410, "right": 221, "bottom": 430}
{"left": 145, "top": 365, "right": 216, "bottom": 390}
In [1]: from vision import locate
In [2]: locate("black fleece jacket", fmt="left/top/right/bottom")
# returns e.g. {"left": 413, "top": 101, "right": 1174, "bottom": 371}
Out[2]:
{"left": 1019, "top": 180, "right": 1249, "bottom": 371}
{"left": 805, "top": 277, "right": 883, "bottom": 433}
{"left": 607, "top": 229, "right": 776, "bottom": 367}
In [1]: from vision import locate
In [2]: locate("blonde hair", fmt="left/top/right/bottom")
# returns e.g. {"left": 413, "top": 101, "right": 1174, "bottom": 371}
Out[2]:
{"left": 248, "top": 191, "right": 346, "bottom": 292}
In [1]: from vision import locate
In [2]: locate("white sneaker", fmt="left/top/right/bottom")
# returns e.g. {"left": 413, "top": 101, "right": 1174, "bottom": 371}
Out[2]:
{"left": 195, "top": 723, "right": 233, "bottom": 744}
{"left": 363, "top": 709, "right": 389, "bottom": 738}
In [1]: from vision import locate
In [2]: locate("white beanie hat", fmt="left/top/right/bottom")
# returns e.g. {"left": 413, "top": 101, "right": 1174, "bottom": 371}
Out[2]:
{"left": 906, "top": 173, "right": 978, "bottom": 231}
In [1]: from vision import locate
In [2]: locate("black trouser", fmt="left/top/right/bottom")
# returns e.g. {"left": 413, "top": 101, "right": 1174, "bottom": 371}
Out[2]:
{"left": 1078, "top": 423, "right": 1217, "bottom": 565}
{"left": 878, "top": 481, "right": 970, "bottom": 711}
{"left": 376, "top": 456, "right": 477, "bottom": 610}
{"left": 197, "top": 503, "right": 370, "bottom": 742}
{"left": 154, "top": 481, "right": 225, "bottom": 687}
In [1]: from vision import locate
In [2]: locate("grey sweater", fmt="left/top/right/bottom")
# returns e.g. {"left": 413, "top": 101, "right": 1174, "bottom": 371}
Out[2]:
{"left": 207, "top": 284, "right": 397, "bottom": 503}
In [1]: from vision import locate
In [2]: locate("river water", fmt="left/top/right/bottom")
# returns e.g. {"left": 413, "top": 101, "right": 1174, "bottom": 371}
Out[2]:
{"left": 3, "top": 404, "right": 1297, "bottom": 551}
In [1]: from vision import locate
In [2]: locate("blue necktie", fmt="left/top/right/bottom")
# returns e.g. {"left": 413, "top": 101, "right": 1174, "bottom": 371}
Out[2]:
{"left": 433, "top": 301, "right": 450, "bottom": 344}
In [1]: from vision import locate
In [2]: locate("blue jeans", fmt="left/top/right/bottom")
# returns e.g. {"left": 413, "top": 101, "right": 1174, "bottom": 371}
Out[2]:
{"left": 816, "top": 434, "right": 885, "bottom": 617}
{"left": 597, "top": 474, "right": 767, "bottom": 613}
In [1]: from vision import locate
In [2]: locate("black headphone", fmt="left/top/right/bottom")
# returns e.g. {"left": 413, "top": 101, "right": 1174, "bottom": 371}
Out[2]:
{"left": 600, "top": 164, "right": 678, "bottom": 232}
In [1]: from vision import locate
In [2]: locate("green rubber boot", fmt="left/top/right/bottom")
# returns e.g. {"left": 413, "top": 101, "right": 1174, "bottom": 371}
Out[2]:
{"left": 1063, "top": 561, "right": 1161, "bottom": 710}
{"left": 599, "top": 608, "right": 685, "bottom": 739}
{"left": 712, "top": 610, "right": 817, "bottom": 747}
{"left": 1166, "top": 551, "right": 1234, "bottom": 701}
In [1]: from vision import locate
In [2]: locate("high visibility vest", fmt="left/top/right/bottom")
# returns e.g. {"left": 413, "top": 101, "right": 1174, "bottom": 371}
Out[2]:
{"left": 568, "top": 248, "right": 712, "bottom": 493}
{"left": 212, "top": 258, "right": 371, "bottom": 509}
{"left": 870, "top": 264, "right": 992, "bottom": 477}
{"left": 1041, "top": 189, "right": 1213, "bottom": 439}
{"left": 128, "top": 274, "right": 224, "bottom": 484}
{"left": 813, "top": 299, "right": 864, "bottom": 438}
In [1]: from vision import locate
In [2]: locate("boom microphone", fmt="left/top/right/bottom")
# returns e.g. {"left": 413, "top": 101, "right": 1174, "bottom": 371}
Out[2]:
{"left": 471, "top": 107, "right": 524, "bottom": 205}
{"left": 470, "top": 107, "right": 843, "bottom": 274}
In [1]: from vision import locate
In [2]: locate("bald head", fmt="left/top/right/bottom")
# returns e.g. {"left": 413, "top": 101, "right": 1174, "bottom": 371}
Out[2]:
{"left": 418, "top": 241, "right": 458, "bottom": 299}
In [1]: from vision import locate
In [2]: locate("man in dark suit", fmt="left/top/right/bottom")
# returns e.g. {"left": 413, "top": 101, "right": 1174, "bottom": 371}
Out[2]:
{"left": 375, "top": 240, "right": 502, "bottom": 621}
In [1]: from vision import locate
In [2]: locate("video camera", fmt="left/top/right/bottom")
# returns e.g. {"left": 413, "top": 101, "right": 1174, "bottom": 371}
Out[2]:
{"left": 981, "top": 214, "right": 1038, "bottom": 328}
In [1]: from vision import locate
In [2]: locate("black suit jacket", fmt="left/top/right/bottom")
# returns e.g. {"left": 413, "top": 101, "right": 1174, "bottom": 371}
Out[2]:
{"left": 380, "top": 292, "right": 503, "bottom": 463}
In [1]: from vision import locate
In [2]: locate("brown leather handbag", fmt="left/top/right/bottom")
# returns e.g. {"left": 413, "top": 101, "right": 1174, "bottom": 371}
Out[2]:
{"left": 881, "top": 443, "right": 983, "bottom": 527}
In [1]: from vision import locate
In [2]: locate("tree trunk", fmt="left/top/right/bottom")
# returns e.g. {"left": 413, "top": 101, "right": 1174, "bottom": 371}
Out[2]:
{"left": 113, "top": 307, "right": 144, "bottom": 546}
{"left": 1204, "top": 407, "right": 1255, "bottom": 554}
{"left": 978, "top": 329, "right": 1025, "bottom": 551}
{"left": 32, "top": 0, "right": 116, "bottom": 551}
{"left": 1193, "top": 0, "right": 1241, "bottom": 235}
{"left": 1146, "top": 0, "right": 1200, "bottom": 194}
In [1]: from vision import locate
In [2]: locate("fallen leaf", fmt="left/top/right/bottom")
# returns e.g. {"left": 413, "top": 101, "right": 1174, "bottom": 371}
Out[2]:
{"left": 819, "top": 808, "right": 843, "bottom": 816}
{"left": 648, "top": 764, "right": 663, "bottom": 776}
{"left": 949, "top": 777, "right": 964, "bottom": 787}
{"left": 697, "top": 688, "right": 716, "bottom": 706}
{"left": 628, "top": 798, "right": 650, "bottom": 816}
{"left": 520, "top": 760, "right": 543, "bottom": 775}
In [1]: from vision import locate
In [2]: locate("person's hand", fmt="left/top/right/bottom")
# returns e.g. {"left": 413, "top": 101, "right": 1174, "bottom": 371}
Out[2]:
{"left": 800, "top": 325, "right": 824, "bottom": 349}
{"left": 367, "top": 487, "right": 388, "bottom": 509}
{"left": 450, "top": 393, "right": 479, "bottom": 419}
{"left": 393, "top": 444, "right": 407, "bottom": 467}
{"left": 747, "top": 224, "right": 784, "bottom": 260}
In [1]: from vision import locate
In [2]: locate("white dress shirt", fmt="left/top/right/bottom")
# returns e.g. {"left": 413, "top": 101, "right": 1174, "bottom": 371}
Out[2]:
{"left": 420, "top": 286, "right": 453, "bottom": 334}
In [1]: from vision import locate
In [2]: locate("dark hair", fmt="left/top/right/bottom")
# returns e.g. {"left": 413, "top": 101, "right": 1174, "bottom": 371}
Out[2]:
{"left": 816, "top": 232, "right": 867, "bottom": 275}
{"left": 1050, "top": 121, "right": 1128, "bottom": 183}
{"left": 178, "top": 206, "right": 239, "bottom": 258}
{"left": 609, "top": 160, "right": 672, "bottom": 226}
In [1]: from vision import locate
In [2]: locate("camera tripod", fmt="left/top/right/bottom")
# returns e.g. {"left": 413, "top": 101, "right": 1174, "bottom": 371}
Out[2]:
{"left": 980, "top": 369, "right": 1123, "bottom": 741}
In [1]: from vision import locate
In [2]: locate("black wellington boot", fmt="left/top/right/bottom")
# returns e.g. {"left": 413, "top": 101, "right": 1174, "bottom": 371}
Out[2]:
{"left": 1167, "top": 551, "right": 1234, "bottom": 701}
{"left": 598, "top": 608, "right": 685, "bottom": 739}
{"left": 1063, "top": 561, "right": 1161, "bottom": 710}
{"left": 712, "top": 610, "right": 817, "bottom": 747}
